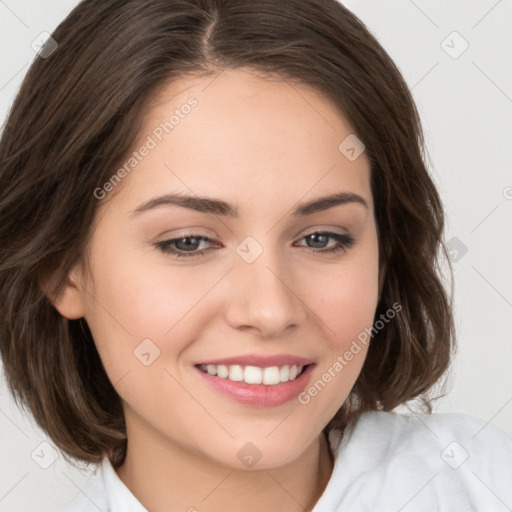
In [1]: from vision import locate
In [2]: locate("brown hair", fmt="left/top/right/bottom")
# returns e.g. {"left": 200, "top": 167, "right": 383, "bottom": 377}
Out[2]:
{"left": 0, "top": 0, "right": 455, "bottom": 468}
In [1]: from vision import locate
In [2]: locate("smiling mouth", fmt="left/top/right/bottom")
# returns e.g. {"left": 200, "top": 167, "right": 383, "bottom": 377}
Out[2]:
{"left": 196, "top": 363, "right": 310, "bottom": 386}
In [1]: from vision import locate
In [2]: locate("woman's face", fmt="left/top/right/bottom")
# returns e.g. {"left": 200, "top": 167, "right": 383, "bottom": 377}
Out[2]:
{"left": 60, "top": 67, "right": 381, "bottom": 469}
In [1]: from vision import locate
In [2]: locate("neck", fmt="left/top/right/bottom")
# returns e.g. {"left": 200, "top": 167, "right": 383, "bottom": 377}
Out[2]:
{"left": 115, "top": 424, "right": 334, "bottom": 512}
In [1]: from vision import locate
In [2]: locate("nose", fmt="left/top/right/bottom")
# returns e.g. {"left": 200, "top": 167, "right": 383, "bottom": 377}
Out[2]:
{"left": 223, "top": 244, "right": 307, "bottom": 339}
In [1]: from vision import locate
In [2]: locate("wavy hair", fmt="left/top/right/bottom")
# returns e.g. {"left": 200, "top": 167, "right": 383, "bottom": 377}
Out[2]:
{"left": 0, "top": 0, "right": 455, "bottom": 468}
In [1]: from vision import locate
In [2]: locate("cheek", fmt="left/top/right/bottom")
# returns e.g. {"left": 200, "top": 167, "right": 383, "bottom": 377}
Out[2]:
{"left": 81, "top": 244, "right": 237, "bottom": 385}
{"left": 295, "top": 272, "right": 377, "bottom": 430}
{"left": 294, "top": 246, "right": 379, "bottom": 415}
{"left": 81, "top": 251, "right": 199, "bottom": 368}
{"left": 314, "top": 272, "right": 377, "bottom": 330}
{"left": 303, "top": 249, "right": 380, "bottom": 350}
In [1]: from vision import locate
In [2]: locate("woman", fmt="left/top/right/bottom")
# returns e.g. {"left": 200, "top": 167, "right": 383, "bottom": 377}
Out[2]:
{"left": 0, "top": 1, "right": 510, "bottom": 510}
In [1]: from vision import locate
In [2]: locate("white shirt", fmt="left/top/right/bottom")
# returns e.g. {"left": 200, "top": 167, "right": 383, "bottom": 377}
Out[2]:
{"left": 63, "top": 410, "right": 512, "bottom": 511}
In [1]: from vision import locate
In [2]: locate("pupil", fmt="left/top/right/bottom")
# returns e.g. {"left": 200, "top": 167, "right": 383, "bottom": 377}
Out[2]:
{"left": 309, "top": 233, "right": 327, "bottom": 248}
{"left": 177, "top": 237, "right": 199, "bottom": 251}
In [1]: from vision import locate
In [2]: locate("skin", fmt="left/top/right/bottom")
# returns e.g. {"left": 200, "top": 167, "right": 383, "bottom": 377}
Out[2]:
{"left": 52, "top": 67, "right": 382, "bottom": 512}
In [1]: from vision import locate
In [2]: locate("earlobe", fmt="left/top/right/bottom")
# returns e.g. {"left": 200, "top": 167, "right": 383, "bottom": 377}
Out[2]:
{"left": 40, "top": 265, "right": 86, "bottom": 320}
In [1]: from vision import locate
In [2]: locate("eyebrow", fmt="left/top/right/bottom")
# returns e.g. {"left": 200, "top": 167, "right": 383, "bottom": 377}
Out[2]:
{"left": 131, "top": 191, "right": 368, "bottom": 218}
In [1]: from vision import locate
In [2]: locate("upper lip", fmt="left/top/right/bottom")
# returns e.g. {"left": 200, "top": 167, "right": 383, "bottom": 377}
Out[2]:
{"left": 195, "top": 354, "right": 315, "bottom": 367}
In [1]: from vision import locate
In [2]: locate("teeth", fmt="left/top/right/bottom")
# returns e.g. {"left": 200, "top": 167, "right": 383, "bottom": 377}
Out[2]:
{"left": 229, "top": 365, "right": 244, "bottom": 381}
{"left": 263, "top": 366, "right": 280, "bottom": 385}
{"left": 217, "top": 365, "right": 229, "bottom": 379}
{"left": 198, "top": 364, "right": 305, "bottom": 385}
{"left": 244, "top": 365, "right": 263, "bottom": 384}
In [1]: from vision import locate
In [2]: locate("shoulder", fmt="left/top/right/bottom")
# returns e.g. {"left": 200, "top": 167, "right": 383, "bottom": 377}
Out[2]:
{"left": 351, "top": 408, "right": 512, "bottom": 443}
{"left": 61, "top": 465, "right": 108, "bottom": 512}
{"left": 349, "top": 409, "right": 512, "bottom": 475}
{"left": 355, "top": 409, "right": 512, "bottom": 462}
{"left": 322, "top": 410, "right": 512, "bottom": 511}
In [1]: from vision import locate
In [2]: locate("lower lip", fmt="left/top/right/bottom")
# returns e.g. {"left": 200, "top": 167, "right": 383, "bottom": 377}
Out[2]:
{"left": 194, "top": 364, "right": 315, "bottom": 407}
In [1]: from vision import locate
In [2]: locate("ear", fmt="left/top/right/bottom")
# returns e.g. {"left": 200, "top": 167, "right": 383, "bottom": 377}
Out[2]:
{"left": 40, "top": 263, "right": 86, "bottom": 320}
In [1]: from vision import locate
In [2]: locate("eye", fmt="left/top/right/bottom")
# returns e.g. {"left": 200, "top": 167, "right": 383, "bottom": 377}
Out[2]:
{"left": 155, "top": 231, "right": 355, "bottom": 259}
{"left": 295, "top": 232, "right": 355, "bottom": 255}
{"left": 156, "top": 235, "right": 215, "bottom": 258}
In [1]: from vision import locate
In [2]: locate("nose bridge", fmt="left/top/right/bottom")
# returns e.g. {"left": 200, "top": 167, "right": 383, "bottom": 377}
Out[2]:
{"left": 223, "top": 235, "right": 306, "bottom": 337}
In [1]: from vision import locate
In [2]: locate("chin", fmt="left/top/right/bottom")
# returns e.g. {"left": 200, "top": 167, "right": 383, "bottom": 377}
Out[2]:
{"left": 202, "top": 430, "right": 320, "bottom": 471}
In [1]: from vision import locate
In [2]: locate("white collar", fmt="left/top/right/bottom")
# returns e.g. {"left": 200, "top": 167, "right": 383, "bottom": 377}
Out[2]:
{"left": 101, "top": 456, "right": 148, "bottom": 511}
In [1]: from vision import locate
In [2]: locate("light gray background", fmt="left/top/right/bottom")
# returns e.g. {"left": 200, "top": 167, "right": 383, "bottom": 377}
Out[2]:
{"left": 1, "top": 1, "right": 511, "bottom": 510}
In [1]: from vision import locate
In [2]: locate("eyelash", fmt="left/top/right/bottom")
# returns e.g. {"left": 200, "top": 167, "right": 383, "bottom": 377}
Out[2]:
{"left": 155, "top": 232, "right": 356, "bottom": 259}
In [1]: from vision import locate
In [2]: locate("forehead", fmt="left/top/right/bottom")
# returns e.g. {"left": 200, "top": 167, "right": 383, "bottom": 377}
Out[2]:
{"left": 114, "top": 67, "right": 372, "bottom": 216}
